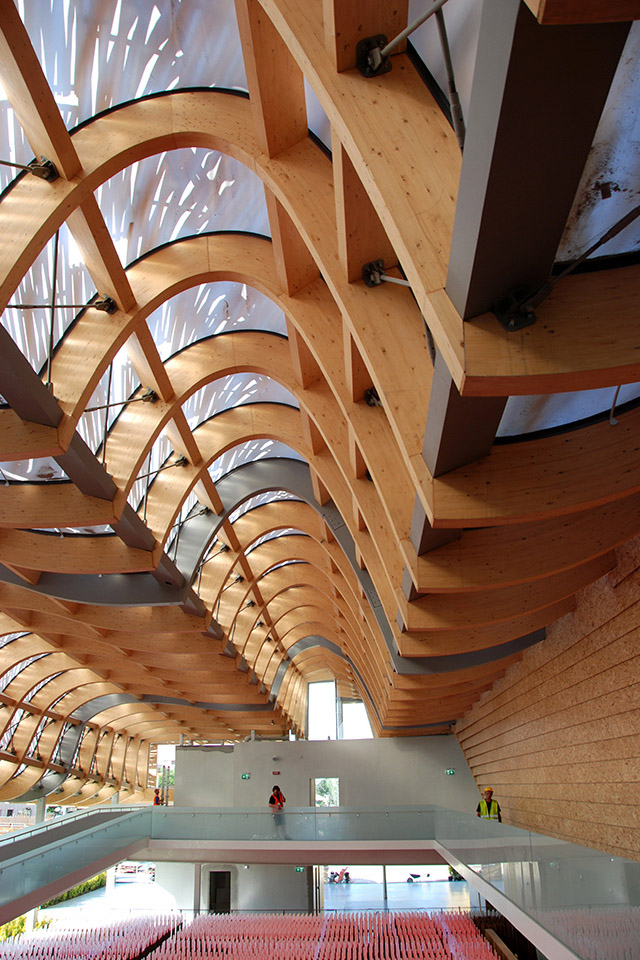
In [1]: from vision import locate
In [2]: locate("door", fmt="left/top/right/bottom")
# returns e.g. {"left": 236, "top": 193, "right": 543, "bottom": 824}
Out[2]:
{"left": 209, "top": 870, "right": 231, "bottom": 913}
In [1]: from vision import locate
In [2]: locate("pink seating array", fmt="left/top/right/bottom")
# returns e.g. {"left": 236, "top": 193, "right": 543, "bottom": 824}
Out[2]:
{"left": 532, "top": 906, "right": 640, "bottom": 960}
{"left": 151, "top": 912, "right": 499, "bottom": 960}
{"left": 0, "top": 914, "right": 179, "bottom": 960}
{"left": 8, "top": 907, "right": 640, "bottom": 960}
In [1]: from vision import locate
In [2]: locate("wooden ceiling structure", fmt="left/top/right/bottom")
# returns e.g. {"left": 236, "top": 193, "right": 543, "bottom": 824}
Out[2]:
{"left": 0, "top": 0, "right": 638, "bottom": 804}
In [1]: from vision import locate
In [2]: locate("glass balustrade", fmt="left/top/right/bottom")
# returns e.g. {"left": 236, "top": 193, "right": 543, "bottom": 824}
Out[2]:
{"left": 2, "top": 803, "right": 639, "bottom": 960}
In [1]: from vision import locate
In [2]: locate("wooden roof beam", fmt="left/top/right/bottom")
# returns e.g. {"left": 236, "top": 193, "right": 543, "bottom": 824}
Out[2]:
{"left": 0, "top": 4, "right": 80, "bottom": 179}
{"left": 333, "top": 137, "right": 397, "bottom": 284}
{"left": 322, "top": 0, "right": 409, "bottom": 72}
{"left": 266, "top": 192, "right": 320, "bottom": 295}
{"left": 235, "top": 0, "right": 308, "bottom": 157}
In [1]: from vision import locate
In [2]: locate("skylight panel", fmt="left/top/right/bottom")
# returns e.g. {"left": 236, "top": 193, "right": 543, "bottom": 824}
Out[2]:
{"left": 134, "top": 53, "right": 160, "bottom": 99}
{"left": 246, "top": 529, "right": 307, "bottom": 554}
{"left": 229, "top": 491, "right": 302, "bottom": 525}
{"left": 0, "top": 457, "right": 68, "bottom": 483}
{"left": 0, "top": 633, "right": 30, "bottom": 651}
{"left": 182, "top": 375, "right": 299, "bottom": 430}
{"left": 128, "top": 431, "right": 174, "bottom": 514}
{"left": 110, "top": 0, "right": 123, "bottom": 38}
{"left": 35, "top": 525, "right": 112, "bottom": 536}
{"left": 77, "top": 343, "right": 140, "bottom": 456}
{"left": 498, "top": 382, "right": 640, "bottom": 438}
{"left": 145, "top": 6, "right": 163, "bottom": 45}
{"left": 209, "top": 441, "right": 306, "bottom": 484}
{"left": 557, "top": 23, "right": 640, "bottom": 262}
{"left": 0, "top": 654, "right": 48, "bottom": 694}
{"left": 0, "top": 224, "right": 95, "bottom": 377}
{"left": 17, "top": 0, "right": 248, "bottom": 136}
{"left": 97, "top": 149, "right": 269, "bottom": 266}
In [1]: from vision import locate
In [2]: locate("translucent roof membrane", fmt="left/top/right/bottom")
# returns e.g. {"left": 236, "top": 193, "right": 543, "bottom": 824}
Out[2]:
{"left": 0, "top": 222, "right": 94, "bottom": 376}
{"left": 0, "top": 458, "right": 68, "bottom": 483}
{"left": 23, "top": 673, "right": 63, "bottom": 704}
{"left": 17, "top": 0, "right": 247, "bottom": 129}
{"left": 246, "top": 528, "right": 308, "bottom": 554}
{"left": 78, "top": 342, "right": 139, "bottom": 456}
{"left": 0, "top": 711, "right": 24, "bottom": 752}
{"left": 128, "top": 431, "right": 173, "bottom": 513}
{"left": 0, "top": 654, "right": 49, "bottom": 693}
{"left": 408, "top": 0, "right": 482, "bottom": 123}
{"left": 26, "top": 716, "right": 50, "bottom": 757}
{"left": 166, "top": 489, "right": 203, "bottom": 554}
{"left": 557, "top": 22, "right": 640, "bottom": 262}
{"left": 210, "top": 441, "right": 306, "bottom": 484}
{"left": 44, "top": 524, "right": 113, "bottom": 536}
{"left": 147, "top": 283, "right": 288, "bottom": 361}
{"left": 258, "top": 559, "right": 304, "bottom": 579}
{"left": 96, "top": 149, "right": 269, "bottom": 265}
{"left": 498, "top": 382, "right": 640, "bottom": 438}
{"left": 229, "top": 490, "right": 302, "bottom": 525}
{"left": 0, "top": 633, "right": 30, "bottom": 650}
{"left": 183, "top": 376, "right": 299, "bottom": 431}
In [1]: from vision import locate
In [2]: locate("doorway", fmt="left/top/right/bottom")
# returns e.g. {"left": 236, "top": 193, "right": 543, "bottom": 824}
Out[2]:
{"left": 209, "top": 870, "right": 231, "bottom": 912}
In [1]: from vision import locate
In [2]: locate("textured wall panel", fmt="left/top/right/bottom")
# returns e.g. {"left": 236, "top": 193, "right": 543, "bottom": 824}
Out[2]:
{"left": 456, "top": 534, "right": 640, "bottom": 860}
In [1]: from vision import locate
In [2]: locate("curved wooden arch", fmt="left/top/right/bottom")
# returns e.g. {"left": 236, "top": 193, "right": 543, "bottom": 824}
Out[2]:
{"left": 0, "top": 3, "right": 637, "bottom": 804}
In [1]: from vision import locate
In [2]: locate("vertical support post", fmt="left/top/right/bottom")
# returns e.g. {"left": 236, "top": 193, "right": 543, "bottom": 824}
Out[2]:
{"left": 106, "top": 864, "right": 117, "bottom": 893}
{"left": 193, "top": 864, "right": 202, "bottom": 918}
{"left": 162, "top": 764, "right": 170, "bottom": 805}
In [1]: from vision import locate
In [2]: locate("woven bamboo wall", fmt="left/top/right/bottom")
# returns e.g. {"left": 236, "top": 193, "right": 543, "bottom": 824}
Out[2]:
{"left": 456, "top": 535, "right": 640, "bottom": 860}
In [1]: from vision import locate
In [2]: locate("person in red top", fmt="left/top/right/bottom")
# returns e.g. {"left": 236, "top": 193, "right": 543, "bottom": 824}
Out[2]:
{"left": 268, "top": 784, "right": 287, "bottom": 838}
{"left": 269, "top": 785, "right": 286, "bottom": 809}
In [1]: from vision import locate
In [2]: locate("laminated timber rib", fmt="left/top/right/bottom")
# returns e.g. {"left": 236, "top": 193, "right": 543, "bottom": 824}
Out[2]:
{"left": 0, "top": 0, "right": 637, "bottom": 803}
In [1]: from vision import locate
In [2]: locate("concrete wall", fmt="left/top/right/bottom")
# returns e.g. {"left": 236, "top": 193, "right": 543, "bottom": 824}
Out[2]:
{"left": 174, "top": 734, "right": 479, "bottom": 814}
{"left": 456, "top": 535, "right": 640, "bottom": 861}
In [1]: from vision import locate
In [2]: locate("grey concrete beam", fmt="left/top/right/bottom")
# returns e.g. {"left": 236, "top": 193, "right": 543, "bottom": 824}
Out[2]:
{"left": 141, "top": 695, "right": 276, "bottom": 713}
{"left": 423, "top": 352, "right": 506, "bottom": 478}
{"left": 0, "top": 326, "right": 62, "bottom": 426}
{"left": 407, "top": 351, "right": 504, "bottom": 578}
{"left": 447, "top": 0, "right": 630, "bottom": 320}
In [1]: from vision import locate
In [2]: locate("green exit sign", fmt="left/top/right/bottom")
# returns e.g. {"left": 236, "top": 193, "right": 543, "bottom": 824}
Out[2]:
{"left": 241, "top": 772, "right": 250, "bottom": 780}
{"left": 445, "top": 768, "right": 455, "bottom": 776}
{"left": 295, "top": 867, "right": 304, "bottom": 873}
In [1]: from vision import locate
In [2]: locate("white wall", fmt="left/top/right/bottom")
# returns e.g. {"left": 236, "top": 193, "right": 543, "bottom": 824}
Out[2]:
{"left": 174, "top": 736, "right": 479, "bottom": 814}
{"left": 155, "top": 860, "right": 310, "bottom": 913}
{"left": 155, "top": 861, "right": 198, "bottom": 913}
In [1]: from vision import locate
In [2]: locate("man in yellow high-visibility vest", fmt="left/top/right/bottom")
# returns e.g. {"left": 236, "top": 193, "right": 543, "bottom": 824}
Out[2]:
{"left": 476, "top": 786, "right": 501, "bottom": 822}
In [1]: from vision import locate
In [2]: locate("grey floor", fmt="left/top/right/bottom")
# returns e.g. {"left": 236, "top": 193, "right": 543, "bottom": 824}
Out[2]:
{"left": 37, "top": 875, "right": 471, "bottom": 926}
{"left": 323, "top": 880, "right": 471, "bottom": 912}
